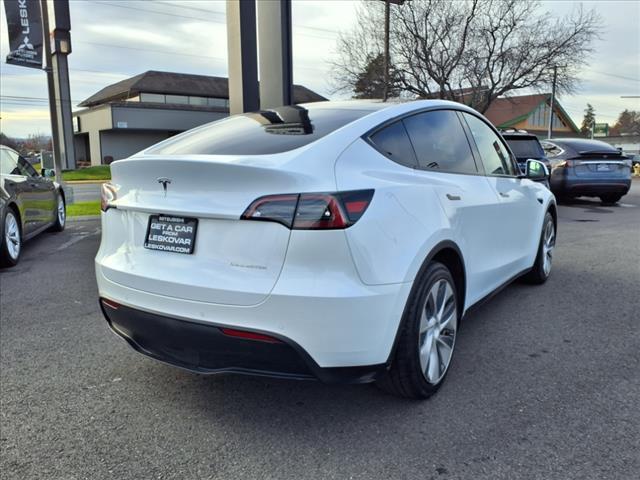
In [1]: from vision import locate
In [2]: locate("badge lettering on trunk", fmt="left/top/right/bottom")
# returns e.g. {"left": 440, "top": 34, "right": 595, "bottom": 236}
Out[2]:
{"left": 157, "top": 177, "right": 171, "bottom": 196}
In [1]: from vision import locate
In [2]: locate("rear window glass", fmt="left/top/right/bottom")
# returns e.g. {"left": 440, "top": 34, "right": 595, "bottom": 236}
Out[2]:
{"left": 504, "top": 137, "right": 545, "bottom": 159}
{"left": 146, "top": 106, "right": 371, "bottom": 155}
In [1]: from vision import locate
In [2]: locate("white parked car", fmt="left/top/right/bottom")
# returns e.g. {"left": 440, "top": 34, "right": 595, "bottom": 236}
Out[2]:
{"left": 96, "top": 100, "right": 556, "bottom": 399}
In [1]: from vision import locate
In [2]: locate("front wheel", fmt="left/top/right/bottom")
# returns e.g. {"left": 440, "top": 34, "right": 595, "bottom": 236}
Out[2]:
{"left": 0, "top": 208, "right": 22, "bottom": 268}
{"left": 377, "top": 262, "right": 459, "bottom": 399}
{"left": 523, "top": 211, "right": 555, "bottom": 284}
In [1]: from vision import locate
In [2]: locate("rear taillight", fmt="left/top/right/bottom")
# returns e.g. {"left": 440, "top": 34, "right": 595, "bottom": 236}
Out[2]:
{"left": 557, "top": 160, "right": 574, "bottom": 168}
{"left": 100, "top": 183, "right": 119, "bottom": 212}
{"left": 241, "top": 189, "right": 374, "bottom": 230}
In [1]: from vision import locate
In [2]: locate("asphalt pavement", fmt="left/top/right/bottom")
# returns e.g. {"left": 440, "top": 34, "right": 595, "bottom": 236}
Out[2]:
{"left": 1, "top": 184, "right": 639, "bottom": 480}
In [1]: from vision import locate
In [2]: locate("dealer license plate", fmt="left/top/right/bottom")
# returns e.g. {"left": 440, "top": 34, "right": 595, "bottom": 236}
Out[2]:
{"left": 144, "top": 215, "right": 198, "bottom": 254}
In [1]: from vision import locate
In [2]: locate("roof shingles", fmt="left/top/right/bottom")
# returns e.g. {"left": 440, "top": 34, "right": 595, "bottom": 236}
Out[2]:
{"left": 78, "top": 70, "right": 327, "bottom": 107}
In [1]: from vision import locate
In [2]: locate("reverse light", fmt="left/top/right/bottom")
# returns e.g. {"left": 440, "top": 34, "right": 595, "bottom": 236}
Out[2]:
{"left": 241, "top": 190, "right": 374, "bottom": 230}
{"left": 100, "top": 183, "right": 119, "bottom": 212}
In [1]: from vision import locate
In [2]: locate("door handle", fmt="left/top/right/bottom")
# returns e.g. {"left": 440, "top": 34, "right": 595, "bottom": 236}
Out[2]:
{"left": 29, "top": 183, "right": 38, "bottom": 188}
{"left": 499, "top": 192, "right": 510, "bottom": 198}
{"left": 446, "top": 194, "right": 461, "bottom": 201}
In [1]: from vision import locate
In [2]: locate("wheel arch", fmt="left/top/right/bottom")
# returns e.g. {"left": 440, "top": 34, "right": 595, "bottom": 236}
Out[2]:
{"left": 385, "top": 240, "right": 467, "bottom": 367}
{"left": 547, "top": 200, "right": 558, "bottom": 231}
{"left": 427, "top": 241, "right": 467, "bottom": 315}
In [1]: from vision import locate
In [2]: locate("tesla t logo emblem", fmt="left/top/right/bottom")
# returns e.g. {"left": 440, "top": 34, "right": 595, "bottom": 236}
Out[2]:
{"left": 157, "top": 177, "right": 171, "bottom": 196}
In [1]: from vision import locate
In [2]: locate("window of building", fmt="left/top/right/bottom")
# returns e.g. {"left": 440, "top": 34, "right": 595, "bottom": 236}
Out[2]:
{"left": 140, "top": 93, "right": 166, "bottom": 103}
{"left": 402, "top": 110, "right": 478, "bottom": 174}
{"left": 207, "top": 97, "right": 229, "bottom": 108}
{"left": 189, "top": 96, "right": 208, "bottom": 106}
{"left": 165, "top": 94, "right": 189, "bottom": 105}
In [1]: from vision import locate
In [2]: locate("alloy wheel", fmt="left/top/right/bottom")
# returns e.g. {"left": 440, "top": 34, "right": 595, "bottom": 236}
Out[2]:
{"left": 418, "top": 278, "right": 457, "bottom": 384}
{"left": 5, "top": 212, "right": 20, "bottom": 260}
{"left": 542, "top": 219, "right": 555, "bottom": 276}
{"left": 57, "top": 196, "right": 66, "bottom": 226}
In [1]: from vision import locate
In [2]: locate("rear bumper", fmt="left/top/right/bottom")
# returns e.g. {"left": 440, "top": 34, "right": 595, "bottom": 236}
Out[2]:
{"left": 551, "top": 176, "right": 631, "bottom": 196}
{"left": 100, "top": 299, "right": 387, "bottom": 384}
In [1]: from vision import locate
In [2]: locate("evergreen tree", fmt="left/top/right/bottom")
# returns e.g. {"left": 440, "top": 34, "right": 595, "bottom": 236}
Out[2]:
{"left": 353, "top": 54, "right": 401, "bottom": 99}
{"left": 580, "top": 104, "right": 595, "bottom": 137}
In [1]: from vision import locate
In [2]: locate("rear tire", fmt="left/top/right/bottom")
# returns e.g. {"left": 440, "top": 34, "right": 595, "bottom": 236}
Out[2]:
{"left": 377, "top": 262, "right": 459, "bottom": 399}
{"left": 50, "top": 192, "right": 66, "bottom": 232}
{"left": 523, "top": 211, "right": 555, "bottom": 284}
{"left": 600, "top": 194, "right": 621, "bottom": 205}
{"left": 0, "top": 207, "right": 22, "bottom": 268}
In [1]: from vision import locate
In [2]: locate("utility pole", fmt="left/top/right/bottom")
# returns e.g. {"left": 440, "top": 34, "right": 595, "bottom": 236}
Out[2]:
{"left": 383, "top": 0, "right": 390, "bottom": 102}
{"left": 547, "top": 65, "right": 558, "bottom": 139}
{"left": 40, "top": 0, "right": 62, "bottom": 182}
{"left": 380, "top": 0, "right": 404, "bottom": 102}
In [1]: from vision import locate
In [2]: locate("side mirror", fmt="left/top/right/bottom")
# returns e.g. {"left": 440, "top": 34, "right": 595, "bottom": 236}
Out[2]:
{"left": 525, "top": 159, "right": 549, "bottom": 180}
{"left": 41, "top": 168, "right": 56, "bottom": 178}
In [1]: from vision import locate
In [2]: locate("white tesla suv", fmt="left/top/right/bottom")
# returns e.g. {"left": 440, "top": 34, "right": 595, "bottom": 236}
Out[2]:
{"left": 95, "top": 100, "right": 556, "bottom": 399}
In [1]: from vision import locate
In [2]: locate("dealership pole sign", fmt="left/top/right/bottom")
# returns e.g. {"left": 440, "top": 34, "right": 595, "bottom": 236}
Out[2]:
{"left": 3, "top": 0, "right": 44, "bottom": 69}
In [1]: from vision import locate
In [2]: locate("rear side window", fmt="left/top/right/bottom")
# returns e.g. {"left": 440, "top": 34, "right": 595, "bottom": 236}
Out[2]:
{"left": 403, "top": 110, "right": 478, "bottom": 174}
{"left": 540, "top": 141, "right": 563, "bottom": 158}
{"left": 146, "top": 106, "right": 371, "bottom": 156}
{"left": 369, "top": 121, "right": 417, "bottom": 168}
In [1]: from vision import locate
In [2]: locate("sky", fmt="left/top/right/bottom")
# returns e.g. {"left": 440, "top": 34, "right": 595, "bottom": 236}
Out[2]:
{"left": 0, "top": 0, "right": 639, "bottom": 138}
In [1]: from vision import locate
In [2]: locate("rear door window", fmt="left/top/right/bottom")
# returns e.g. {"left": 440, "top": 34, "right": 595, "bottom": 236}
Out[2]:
{"left": 369, "top": 121, "right": 417, "bottom": 168}
{"left": 403, "top": 110, "right": 478, "bottom": 174}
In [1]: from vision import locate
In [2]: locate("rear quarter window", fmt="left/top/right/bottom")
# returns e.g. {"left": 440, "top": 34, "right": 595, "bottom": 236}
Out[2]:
{"left": 368, "top": 121, "right": 418, "bottom": 168}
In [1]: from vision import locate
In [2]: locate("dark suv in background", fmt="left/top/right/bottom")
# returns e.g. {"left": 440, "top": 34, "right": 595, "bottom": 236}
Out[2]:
{"left": 501, "top": 130, "right": 550, "bottom": 175}
{"left": 541, "top": 138, "right": 632, "bottom": 205}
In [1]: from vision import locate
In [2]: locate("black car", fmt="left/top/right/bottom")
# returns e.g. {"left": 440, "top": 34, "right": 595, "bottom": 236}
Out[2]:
{"left": 501, "top": 130, "right": 551, "bottom": 174}
{"left": 0, "top": 145, "right": 66, "bottom": 267}
{"left": 541, "top": 138, "right": 632, "bottom": 204}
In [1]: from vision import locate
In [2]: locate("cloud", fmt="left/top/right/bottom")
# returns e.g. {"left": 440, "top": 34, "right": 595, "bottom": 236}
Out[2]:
{"left": 0, "top": 0, "right": 638, "bottom": 136}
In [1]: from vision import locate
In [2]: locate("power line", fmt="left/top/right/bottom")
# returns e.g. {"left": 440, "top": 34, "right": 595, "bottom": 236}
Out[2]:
{"left": 92, "top": 1, "right": 337, "bottom": 39}
{"left": 591, "top": 70, "right": 640, "bottom": 83}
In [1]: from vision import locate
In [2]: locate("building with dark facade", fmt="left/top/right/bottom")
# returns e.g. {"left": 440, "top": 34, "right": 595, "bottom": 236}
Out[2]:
{"left": 73, "top": 70, "right": 327, "bottom": 165}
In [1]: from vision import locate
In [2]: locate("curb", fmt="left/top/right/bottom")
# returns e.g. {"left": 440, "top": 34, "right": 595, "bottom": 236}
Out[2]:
{"left": 64, "top": 180, "right": 110, "bottom": 185}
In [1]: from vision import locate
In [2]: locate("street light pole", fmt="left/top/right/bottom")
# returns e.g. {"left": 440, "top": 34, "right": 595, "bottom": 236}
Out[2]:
{"left": 547, "top": 65, "right": 558, "bottom": 140}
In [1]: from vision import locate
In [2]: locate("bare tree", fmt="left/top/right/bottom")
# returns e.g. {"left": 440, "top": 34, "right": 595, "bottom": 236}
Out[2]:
{"left": 332, "top": 0, "right": 601, "bottom": 112}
